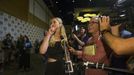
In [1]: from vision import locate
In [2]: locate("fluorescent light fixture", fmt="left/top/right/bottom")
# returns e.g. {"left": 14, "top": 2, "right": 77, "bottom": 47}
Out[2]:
{"left": 84, "top": 17, "right": 91, "bottom": 21}
{"left": 72, "top": 0, "right": 75, "bottom": 3}
{"left": 56, "top": 1, "right": 59, "bottom": 3}
{"left": 77, "top": 16, "right": 91, "bottom": 23}
{"left": 84, "top": 13, "right": 97, "bottom": 17}
{"left": 117, "top": 0, "right": 126, "bottom": 4}
{"left": 75, "top": 25, "right": 78, "bottom": 31}
{"left": 81, "top": 18, "right": 91, "bottom": 23}
{"left": 81, "top": 19, "right": 87, "bottom": 23}
{"left": 120, "top": 14, "right": 125, "bottom": 17}
{"left": 77, "top": 16, "right": 83, "bottom": 21}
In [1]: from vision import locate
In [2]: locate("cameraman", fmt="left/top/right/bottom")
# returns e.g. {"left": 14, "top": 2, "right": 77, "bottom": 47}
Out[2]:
{"left": 99, "top": 16, "right": 134, "bottom": 55}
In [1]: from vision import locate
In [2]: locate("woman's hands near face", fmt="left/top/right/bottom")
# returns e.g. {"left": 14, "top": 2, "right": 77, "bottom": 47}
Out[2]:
{"left": 46, "top": 25, "right": 57, "bottom": 36}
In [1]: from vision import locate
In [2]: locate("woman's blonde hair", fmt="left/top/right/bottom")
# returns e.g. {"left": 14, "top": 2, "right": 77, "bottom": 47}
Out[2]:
{"left": 49, "top": 17, "right": 68, "bottom": 47}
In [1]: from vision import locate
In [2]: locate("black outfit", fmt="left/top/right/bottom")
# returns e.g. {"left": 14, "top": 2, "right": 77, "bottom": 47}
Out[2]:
{"left": 110, "top": 54, "right": 129, "bottom": 75}
{"left": 17, "top": 39, "right": 24, "bottom": 69}
{"left": 45, "top": 41, "right": 65, "bottom": 75}
{"left": 2, "top": 38, "right": 13, "bottom": 64}
{"left": 17, "top": 39, "right": 31, "bottom": 71}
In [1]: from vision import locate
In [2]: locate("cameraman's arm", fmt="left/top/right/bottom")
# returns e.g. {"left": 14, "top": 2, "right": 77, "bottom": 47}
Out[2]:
{"left": 103, "top": 32, "right": 134, "bottom": 55}
{"left": 99, "top": 16, "right": 134, "bottom": 55}
{"left": 111, "top": 24, "right": 121, "bottom": 37}
{"left": 73, "top": 34, "right": 85, "bottom": 46}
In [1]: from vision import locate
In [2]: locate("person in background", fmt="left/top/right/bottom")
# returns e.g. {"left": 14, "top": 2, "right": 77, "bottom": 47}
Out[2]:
{"left": 17, "top": 35, "right": 32, "bottom": 72}
{"left": 119, "top": 22, "right": 133, "bottom": 38}
{"left": 69, "top": 27, "right": 89, "bottom": 75}
{"left": 2, "top": 33, "right": 13, "bottom": 64}
{"left": 17, "top": 35, "right": 24, "bottom": 70}
{"left": 40, "top": 17, "right": 67, "bottom": 75}
{"left": 34, "top": 39, "right": 40, "bottom": 54}
{"left": 0, "top": 41, "right": 4, "bottom": 75}
{"left": 23, "top": 35, "right": 32, "bottom": 71}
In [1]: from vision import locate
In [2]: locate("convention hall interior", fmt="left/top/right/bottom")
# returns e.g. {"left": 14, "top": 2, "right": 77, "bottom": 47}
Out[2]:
{"left": 0, "top": 0, "right": 134, "bottom": 75}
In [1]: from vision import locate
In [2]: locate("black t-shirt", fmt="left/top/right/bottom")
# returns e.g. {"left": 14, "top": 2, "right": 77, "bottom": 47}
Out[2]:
{"left": 46, "top": 41, "right": 64, "bottom": 60}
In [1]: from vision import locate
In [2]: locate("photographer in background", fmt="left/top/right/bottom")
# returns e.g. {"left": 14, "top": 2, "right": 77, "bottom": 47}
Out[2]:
{"left": 72, "top": 27, "right": 89, "bottom": 49}
{"left": 68, "top": 26, "right": 90, "bottom": 59}
{"left": 68, "top": 26, "right": 90, "bottom": 75}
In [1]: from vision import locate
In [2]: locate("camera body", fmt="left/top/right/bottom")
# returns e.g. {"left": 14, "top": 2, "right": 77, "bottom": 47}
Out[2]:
{"left": 110, "top": 17, "right": 127, "bottom": 26}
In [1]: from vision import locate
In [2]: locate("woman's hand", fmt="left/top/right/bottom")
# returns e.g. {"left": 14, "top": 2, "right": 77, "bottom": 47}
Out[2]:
{"left": 47, "top": 25, "right": 57, "bottom": 36}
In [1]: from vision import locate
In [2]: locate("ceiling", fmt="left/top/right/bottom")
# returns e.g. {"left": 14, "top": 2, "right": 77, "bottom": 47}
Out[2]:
{"left": 43, "top": 0, "right": 133, "bottom": 25}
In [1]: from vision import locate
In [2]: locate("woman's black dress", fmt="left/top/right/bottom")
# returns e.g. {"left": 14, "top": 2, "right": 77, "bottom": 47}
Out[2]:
{"left": 45, "top": 41, "right": 65, "bottom": 75}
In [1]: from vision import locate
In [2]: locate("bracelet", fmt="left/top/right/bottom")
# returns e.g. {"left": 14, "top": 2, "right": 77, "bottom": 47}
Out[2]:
{"left": 101, "top": 29, "right": 110, "bottom": 35}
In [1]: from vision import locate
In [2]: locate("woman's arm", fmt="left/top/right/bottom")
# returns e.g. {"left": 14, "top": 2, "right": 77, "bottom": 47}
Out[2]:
{"left": 39, "top": 27, "right": 56, "bottom": 54}
{"left": 39, "top": 34, "right": 51, "bottom": 54}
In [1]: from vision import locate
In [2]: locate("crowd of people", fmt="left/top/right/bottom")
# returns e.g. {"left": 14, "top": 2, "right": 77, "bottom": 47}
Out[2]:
{"left": 40, "top": 16, "right": 134, "bottom": 75}
{"left": 0, "top": 16, "right": 134, "bottom": 75}
{"left": 0, "top": 33, "right": 40, "bottom": 73}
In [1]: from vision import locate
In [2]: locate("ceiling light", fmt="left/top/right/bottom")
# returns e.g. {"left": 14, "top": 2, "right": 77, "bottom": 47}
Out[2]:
{"left": 84, "top": 13, "right": 97, "bottom": 17}
{"left": 81, "top": 19, "right": 87, "bottom": 23}
{"left": 72, "top": 0, "right": 75, "bottom": 3}
{"left": 84, "top": 14, "right": 92, "bottom": 17}
{"left": 121, "top": 10, "right": 126, "bottom": 12}
{"left": 117, "top": 0, "right": 126, "bottom": 4}
{"left": 77, "top": 16, "right": 83, "bottom": 21}
{"left": 91, "top": 14, "right": 97, "bottom": 17}
{"left": 56, "top": 1, "right": 59, "bottom": 3}
{"left": 120, "top": 14, "right": 125, "bottom": 17}
{"left": 75, "top": 25, "right": 78, "bottom": 31}
{"left": 84, "top": 17, "right": 91, "bottom": 21}
{"left": 80, "top": 18, "right": 91, "bottom": 23}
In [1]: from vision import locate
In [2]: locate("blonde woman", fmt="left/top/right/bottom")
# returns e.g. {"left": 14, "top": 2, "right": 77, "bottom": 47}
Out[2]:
{"left": 40, "top": 17, "right": 67, "bottom": 75}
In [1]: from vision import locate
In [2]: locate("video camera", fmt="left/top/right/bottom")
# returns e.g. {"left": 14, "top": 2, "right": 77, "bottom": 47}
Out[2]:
{"left": 110, "top": 16, "right": 127, "bottom": 26}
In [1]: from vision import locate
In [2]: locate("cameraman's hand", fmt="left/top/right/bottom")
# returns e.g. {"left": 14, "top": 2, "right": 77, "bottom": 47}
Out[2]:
{"left": 99, "top": 16, "right": 111, "bottom": 31}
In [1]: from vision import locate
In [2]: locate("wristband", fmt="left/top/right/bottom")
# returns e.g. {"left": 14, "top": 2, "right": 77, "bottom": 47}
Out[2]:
{"left": 101, "top": 29, "right": 110, "bottom": 35}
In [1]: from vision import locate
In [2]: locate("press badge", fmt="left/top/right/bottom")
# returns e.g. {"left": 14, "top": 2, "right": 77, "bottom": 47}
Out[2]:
{"left": 83, "top": 44, "right": 96, "bottom": 56}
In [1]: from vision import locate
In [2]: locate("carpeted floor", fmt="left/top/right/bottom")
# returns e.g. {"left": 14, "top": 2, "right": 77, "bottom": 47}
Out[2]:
{"left": 3, "top": 54, "right": 45, "bottom": 75}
